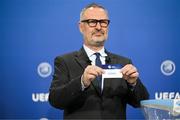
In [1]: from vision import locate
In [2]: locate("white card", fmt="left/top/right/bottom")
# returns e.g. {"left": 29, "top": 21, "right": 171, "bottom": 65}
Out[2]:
{"left": 102, "top": 69, "right": 123, "bottom": 78}
{"left": 101, "top": 64, "right": 123, "bottom": 91}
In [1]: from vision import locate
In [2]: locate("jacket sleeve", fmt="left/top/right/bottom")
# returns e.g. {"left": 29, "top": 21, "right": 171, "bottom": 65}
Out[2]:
{"left": 48, "top": 56, "right": 83, "bottom": 109}
{"left": 127, "top": 78, "right": 149, "bottom": 108}
{"left": 126, "top": 59, "right": 149, "bottom": 108}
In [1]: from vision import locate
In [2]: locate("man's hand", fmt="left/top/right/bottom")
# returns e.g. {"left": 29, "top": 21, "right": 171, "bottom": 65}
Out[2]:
{"left": 121, "top": 64, "right": 139, "bottom": 85}
{"left": 82, "top": 65, "right": 104, "bottom": 87}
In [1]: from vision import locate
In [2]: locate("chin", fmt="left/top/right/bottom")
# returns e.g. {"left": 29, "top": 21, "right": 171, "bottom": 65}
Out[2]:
{"left": 93, "top": 37, "right": 106, "bottom": 42}
{"left": 93, "top": 40, "right": 105, "bottom": 47}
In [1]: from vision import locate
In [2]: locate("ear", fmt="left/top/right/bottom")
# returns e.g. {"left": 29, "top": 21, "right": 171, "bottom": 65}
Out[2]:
{"left": 79, "top": 22, "right": 83, "bottom": 34}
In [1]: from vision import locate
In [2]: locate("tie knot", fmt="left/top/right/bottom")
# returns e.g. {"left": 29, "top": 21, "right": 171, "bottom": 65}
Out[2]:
{"left": 94, "top": 52, "right": 101, "bottom": 58}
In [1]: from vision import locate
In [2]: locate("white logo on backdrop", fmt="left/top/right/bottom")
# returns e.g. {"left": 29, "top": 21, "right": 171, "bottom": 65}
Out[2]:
{"left": 155, "top": 92, "right": 180, "bottom": 99}
{"left": 37, "top": 62, "right": 52, "bottom": 78}
{"left": 40, "top": 118, "right": 48, "bottom": 120}
{"left": 32, "top": 93, "right": 49, "bottom": 102}
{"left": 161, "top": 60, "right": 175, "bottom": 76}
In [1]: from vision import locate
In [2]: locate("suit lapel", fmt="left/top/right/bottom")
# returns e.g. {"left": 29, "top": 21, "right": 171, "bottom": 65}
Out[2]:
{"left": 74, "top": 47, "right": 90, "bottom": 69}
{"left": 105, "top": 50, "right": 114, "bottom": 64}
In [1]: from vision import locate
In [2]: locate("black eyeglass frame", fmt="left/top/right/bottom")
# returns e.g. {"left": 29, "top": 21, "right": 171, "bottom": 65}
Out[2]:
{"left": 81, "top": 19, "right": 110, "bottom": 28}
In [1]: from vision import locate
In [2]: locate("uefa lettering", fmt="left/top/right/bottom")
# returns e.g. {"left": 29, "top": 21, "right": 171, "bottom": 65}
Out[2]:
{"left": 155, "top": 92, "right": 180, "bottom": 100}
{"left": 32, "top": 93, "right": 49, "bottom": 102}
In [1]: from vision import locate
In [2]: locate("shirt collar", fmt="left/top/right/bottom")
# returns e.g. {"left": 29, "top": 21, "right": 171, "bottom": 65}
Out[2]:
{"left": 83, "top": 44, "right": 107, "bottom": 57}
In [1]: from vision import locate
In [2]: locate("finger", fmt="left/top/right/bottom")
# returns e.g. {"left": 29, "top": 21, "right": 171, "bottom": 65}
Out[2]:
{"left": 121, "top": 64, "right": 133, "bottom": 74}
{"left": 122, "top": 64, "right": 137, "bottom": 75}
{"left": 87, "top": 74, "right": 97, "bottom": 81}
{"left": 96, "top": 67, "right": 105, "bottom": 75}
{"left": 122, "top": 74, "right": 129, "bottom": 80}
{"left": 87, "top": 70, "right": 99, "bottom": 77}
{"left": 129, "top": 72, "right": 139, "bottom": 78}
{"left": 127, "top": 78, "right": 137, "bottom": 84}
{"left": 123, "top": 74, "right": 137, "bottom": 84}
{"left": 91, "top": 66, "right": 104, "bottom": 75}
{"left": 84, "top": 66, "right": 98, "bottom": 79}
{"left": 125, "top": 68, "right": 137, "bottom": 76}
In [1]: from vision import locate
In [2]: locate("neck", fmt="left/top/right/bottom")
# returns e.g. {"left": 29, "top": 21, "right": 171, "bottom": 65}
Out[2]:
{"left": 84, "top": 44, "right": 104, "bottom": 52}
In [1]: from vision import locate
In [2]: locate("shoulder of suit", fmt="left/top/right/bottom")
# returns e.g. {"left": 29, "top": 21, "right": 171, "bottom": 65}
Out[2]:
{"left": 55, "top": 51, "right": 78, "bottom": 60}
{"left": 108, "top": 52, "right": 132, "bottom": 63}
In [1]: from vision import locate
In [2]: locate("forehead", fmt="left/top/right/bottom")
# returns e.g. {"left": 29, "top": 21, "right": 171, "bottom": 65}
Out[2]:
{"left": 83, "top": 7, "right": 108, "bottom": 19}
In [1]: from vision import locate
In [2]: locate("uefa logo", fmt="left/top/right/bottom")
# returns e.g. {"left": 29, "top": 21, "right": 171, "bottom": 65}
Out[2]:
{"left": 161, "top": 60, "right": 175, "bottom": 76}
{"left": 108, "top": 65, "right": 111, "bottom": 69}
{"left": 40, "top": 118, "right": 48, "bottom": 120}
{"left": 37, "top": 62, "right": 52, "bottom": 78}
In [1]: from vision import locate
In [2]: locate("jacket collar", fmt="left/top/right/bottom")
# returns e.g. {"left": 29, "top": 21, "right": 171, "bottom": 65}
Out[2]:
{"left": 75, "top": 47, "right": 113, "bottom": 64}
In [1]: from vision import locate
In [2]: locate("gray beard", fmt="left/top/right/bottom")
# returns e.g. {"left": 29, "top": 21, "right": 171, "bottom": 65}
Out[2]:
{"left": 92, "top": 40, "right": 105, "bottom": 47}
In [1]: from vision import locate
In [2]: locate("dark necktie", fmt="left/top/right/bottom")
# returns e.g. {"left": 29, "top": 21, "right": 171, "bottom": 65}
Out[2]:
{"left": 95, "top": 53, "right": 102, "bottom": 90}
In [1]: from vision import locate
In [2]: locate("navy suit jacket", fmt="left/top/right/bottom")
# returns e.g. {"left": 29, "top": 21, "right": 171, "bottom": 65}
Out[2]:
{"left": 49, "top": 47, "right": 149, "bottom": 119}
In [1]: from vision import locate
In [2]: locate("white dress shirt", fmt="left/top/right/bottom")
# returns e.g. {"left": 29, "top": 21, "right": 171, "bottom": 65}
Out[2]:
{"left": 83, "top": 44, "right": 107, "bottom": 65}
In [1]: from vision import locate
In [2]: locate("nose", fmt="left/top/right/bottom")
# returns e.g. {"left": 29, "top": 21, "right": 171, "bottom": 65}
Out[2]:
{"left": 95, "top": 22, "right": 102, "bottom": 30}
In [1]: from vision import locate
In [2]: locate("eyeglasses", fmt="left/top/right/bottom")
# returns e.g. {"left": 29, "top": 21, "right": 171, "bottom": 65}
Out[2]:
{"left": 81, "top": 19, "right": 110, "bottom": 28}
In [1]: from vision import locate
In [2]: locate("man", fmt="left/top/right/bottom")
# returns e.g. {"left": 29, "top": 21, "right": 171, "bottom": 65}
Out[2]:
{"left": 49, "top": 3, "right": 149, "bottom": 119}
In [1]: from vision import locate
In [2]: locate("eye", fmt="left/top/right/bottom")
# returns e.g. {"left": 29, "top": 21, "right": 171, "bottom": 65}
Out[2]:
{"left": 101, "top": 20, "right": 109, "bottom": 24}
{"left": 88, "top": 20, "right": 97, "bottom": 23}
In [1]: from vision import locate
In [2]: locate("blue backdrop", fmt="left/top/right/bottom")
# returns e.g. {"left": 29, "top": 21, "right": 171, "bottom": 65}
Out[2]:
{"left": 1, "top": 0, "right": 180, "bottom": 119}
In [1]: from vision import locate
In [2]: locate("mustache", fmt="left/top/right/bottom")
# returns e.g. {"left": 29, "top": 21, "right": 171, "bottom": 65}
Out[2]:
{"left": 92, "top": 30, "right": 105, "bottom": 35}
